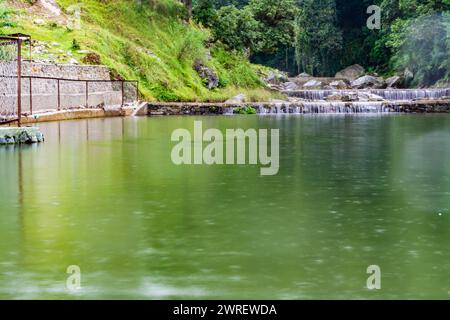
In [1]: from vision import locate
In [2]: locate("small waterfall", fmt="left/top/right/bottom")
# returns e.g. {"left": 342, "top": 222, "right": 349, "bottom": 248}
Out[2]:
{"left": 255, "top": 102, "right": 390, "bottom": 114}
{"left": 223, "top": 107, "right": 234, "bottom": 115}
{"left": 370, "top": 89, "right": 450, "bottom": 100}
{"left": 274, "top": 103, "right": 282, "bottom": 114}
{"left": 287, "top": 89, "right": 450, "bottom": 101}
{"left": 257, "top": 105, "right": 268, "bottom": 114}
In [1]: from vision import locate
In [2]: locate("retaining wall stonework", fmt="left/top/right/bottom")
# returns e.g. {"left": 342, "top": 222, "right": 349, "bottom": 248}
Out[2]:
{"left": 1, "top": 62, "right": 124, "bottom": 113}
{"left": 21, "top": 62, "right": 111, "bottom": 80}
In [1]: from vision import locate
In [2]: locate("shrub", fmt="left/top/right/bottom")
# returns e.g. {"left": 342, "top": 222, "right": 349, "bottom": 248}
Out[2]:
{"left": 234, "top": 106, "right": 257, "bottom": 114}
{"left": 71, "top": 39, "right": 81, "bottom": 50}
{"left": 82, "top": 52, "right": 102, "bottom": 65}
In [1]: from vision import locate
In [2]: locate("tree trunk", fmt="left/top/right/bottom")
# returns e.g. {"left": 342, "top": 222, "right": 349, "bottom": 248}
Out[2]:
{"left": 182, "top": 0, "right": 192, "bottom": 20}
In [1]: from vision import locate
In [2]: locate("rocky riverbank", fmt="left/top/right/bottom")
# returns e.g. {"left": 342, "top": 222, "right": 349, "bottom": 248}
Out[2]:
{"left": 266, "top": 64, "right": 448, "bottom": 92}
{"left": 0, "top": 127, "right": 44, "bottom": 145}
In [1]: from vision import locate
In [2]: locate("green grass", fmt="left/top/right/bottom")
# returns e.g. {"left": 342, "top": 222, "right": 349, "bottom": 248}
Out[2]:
{"left": 4, "top": 0, "right": 281, "bottom": 102}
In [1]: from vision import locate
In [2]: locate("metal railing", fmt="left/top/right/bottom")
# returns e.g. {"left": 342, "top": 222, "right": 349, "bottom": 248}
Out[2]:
{"left": 1, "top": 34, "right": 139, "bottom": 126}
{"left": 1, "top": 74, "right": 139, "bottom": 125}
{"left": 20, "top": 76, "right": 139, "bottom": 114}
{"left": 0, "top": 36, "right": 22, "bottom": 125}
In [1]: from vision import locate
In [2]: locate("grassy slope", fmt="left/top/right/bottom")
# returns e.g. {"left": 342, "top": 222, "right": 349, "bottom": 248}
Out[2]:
{"left": 5, "top": 0, "right": 281, "bottom": 102}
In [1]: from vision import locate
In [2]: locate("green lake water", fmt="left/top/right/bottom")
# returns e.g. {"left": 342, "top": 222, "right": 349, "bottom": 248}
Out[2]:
{"left": 1, "top": 114, "right": 450, "bottom": 299}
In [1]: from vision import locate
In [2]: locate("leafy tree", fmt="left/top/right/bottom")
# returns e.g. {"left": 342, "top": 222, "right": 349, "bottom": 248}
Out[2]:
{"left": 387, "top": 13, "right": 449, "bottom": 86}
{"left": 193, "top": 0, "right": 217, "bottom": 27}
{"left": 0, "top": 0, "right": 16, "bottom": 34}
{"left": 182, "top": 0, "right": 193, "bottom": 19}
{"left": 247, "top": 0, "right": 298, "bottom": 54}
{"left": 295, "top": 0, "right": 343, "bottom": 76}
{"left": 211, "top": 5, "right": 261, "bottom": 54}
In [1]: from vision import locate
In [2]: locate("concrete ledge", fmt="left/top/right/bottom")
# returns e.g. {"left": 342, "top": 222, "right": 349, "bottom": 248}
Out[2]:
{"left": 20, "top": 107, "right": 131, "bottom": 124}
{"left": 0, "top": 127, "right": 44, "bottom": 145}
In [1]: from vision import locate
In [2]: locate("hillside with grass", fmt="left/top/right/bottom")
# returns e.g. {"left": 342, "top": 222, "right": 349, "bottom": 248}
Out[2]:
{"left": 0, "top": 0, "right": 280, "bottom": 102}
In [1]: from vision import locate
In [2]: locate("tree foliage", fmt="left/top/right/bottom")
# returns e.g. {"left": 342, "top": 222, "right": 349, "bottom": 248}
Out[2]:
{"left": 193, "top": 0, "right": 297, "bottom": 55}
{"left": 211, "top": 5, "right": 261, "bottom": 54}
{"left": 295, "top": 0, "right": 342, "bottom": 76}
{"left": 247, "top": 0, "right": 298, "bottom": 54}
{"left": 0, "top": 0, "right": 16, "bottom": 34}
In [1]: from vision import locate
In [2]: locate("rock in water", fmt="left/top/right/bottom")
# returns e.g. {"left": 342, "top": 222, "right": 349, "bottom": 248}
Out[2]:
{"left": 193, "top": 59, "right": 219, "bottom": 90}
{"left": 326, "top": 94, "right": 352, "bottom": 102}
{"left": 303, "top": 80, "right": 323, "bottom": 89}
{"left": 351, "top": 75, "right": 386, "bottom": 89}
{"left": 335, "top": 64, "right": 365, "bottom": 81}
{"left": 329, "top": 80, "right": 350, "bottom": 89}
{"left": 18, "top": 131, "right": 32, "bottom": 144}
{"left": 357, "top": 93, "right": 385, "bottom": 101}
{"left": 281, "top": 81, "right": 299, "bottom": 91}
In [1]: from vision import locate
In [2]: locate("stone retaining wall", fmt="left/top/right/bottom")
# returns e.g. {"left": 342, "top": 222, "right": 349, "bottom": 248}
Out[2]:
{"left": 22, "top": 61, "right": 111, "bottom": 80}
{"left": 0, "top": 62, "right": 125, "bottom": 113}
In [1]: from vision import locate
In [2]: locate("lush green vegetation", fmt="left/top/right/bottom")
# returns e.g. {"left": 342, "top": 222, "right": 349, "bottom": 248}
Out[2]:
{"left": 0, "top": 0, "right": 15, "bottom": 31}
{"left": 1, "top": 0, "right": 449, "bottom": 93}
{"left": 1, "top": 0, "right": 282, "bottom": 101}
{"left": 194, "top": 0, "right": 449, "bottom": 87}
{"left": 233, "top": 106, "right": 257, "bottom": 114}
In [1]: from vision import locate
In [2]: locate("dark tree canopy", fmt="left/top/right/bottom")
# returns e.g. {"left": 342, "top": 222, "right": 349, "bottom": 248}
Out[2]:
{"left": 193, "top": 0, "right": 450, "bottom": 85}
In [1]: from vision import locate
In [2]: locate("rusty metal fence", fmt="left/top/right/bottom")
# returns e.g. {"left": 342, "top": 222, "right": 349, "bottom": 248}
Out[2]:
{"left": 0, "top": 36, "right": 21, "bottom": 125}
{"left": 20, "top": 77, "right": 138, "bottom": 114}
{"left": 1, "top": 74, "right": 138, "bottom": 125}
{"left": 1, "top": 35, "right": 138, "bottom": 126}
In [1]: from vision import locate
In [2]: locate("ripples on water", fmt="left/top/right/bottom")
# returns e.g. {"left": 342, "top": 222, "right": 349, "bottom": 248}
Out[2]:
{"left": 0, "top": 114, "right": 450, "bottom": 299}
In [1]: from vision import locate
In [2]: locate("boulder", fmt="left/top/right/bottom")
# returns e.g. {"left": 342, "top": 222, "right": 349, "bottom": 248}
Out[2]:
{"left": 39, "top": 0, "right": 62, "bottom": 16}
{"left": 329, "top": 80, "right": 349, "bottom": 89}
{"left": 404, "top": 68, "right": 414, "bottom": 80}
{"left": 335, "top": 64, "right": 365, "bottom": 81}
{"left": 303, "top": 80, "right": 323, "bottom": 89}
{"left": 193, "top": 59, "right": 219, "bottom": 90}
{"left": 297, "top": 72, "right": 311, "bottom": 78}
{"left": 264, "top": 71, "right": 288, "bottom": 84}
{"left": 33, "top": 19, "right": 46, "bottom": 25}
{"left": 225, "top": 94, "right": 246, "bottom": 104}
{"left": 386, "top": 76, "right": 404, "bottom": 88}
{"left": 351, "top": 75, "right": 385, "bottom": 89}
{"left": 281, "top": 81, "right": 298, "bottom": 91}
